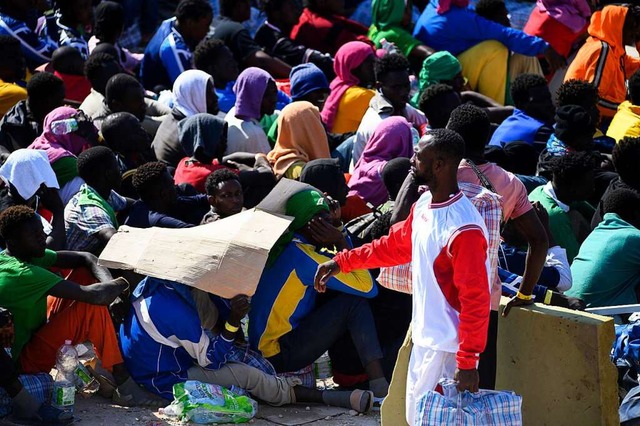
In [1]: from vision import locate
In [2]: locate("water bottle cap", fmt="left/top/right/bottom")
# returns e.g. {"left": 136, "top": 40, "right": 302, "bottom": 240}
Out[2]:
{"left": 64, "top": 340, "right": 72, "bottom": 345}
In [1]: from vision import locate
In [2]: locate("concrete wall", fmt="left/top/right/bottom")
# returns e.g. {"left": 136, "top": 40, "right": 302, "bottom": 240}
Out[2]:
{"left": 496, "top": 300, "right": 619, "bottom": 425}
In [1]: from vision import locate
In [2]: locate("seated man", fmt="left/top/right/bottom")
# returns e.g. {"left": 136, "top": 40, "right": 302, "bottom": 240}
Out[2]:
{"left": 255, "top": 0, "right": 334, "bottom": 79}
{"left": 50, "top": 46, "right": 91, "bottom": 104}
{"left": 140, "top": 0, "right": 212, "bottom": 91}
{"left": 412, "top": 0, "right": 563, "bottom": 105}
{"left": 249, "top": 190, "right": 389, "bottom": 399}
{"left": 0, "top": 35, "right": 27, "bottom": 118}
{"left": 0, "top": 308, "right": 70, "bottom": 424}
{"left": 288, "top": 63, "right": 330, "bottom": 110}
{"left": 0, "top": 149, "right": 66, "bottom": 251}
{"left": 42, "top": 0, "right": 93, "bottom": 59}
{"left": 0, "top": 0, "right": 57, "bottom": 71}
{"left": 64, "top": 146, "right": 128, "bottom": 255}
{"left": 529, "top": 152, "right": 596, "bottom": 263}
{"left": 101, "top": 112, "right": 155, "bottom": 175}
{"left": 565, "top": 5, "right": 640, "bottom": 122}
{"left": 593, "top": 137, "right": 640, "bottom": 228}
{"left": 418, "top": 83, "right": 461, "bottom": 129}
{"left": 0, "top": 73, "right": 65, "bottom": 154}
{"left": 201, "top": 169, "right": 244, "bottom": 224}
{"left": 291, "top": 0, "right": 373, "bottom": 57}
{"left": 209, "top": 0, "right": 291, "bottom": 80}
{"left": 607, "top": 69, "right": 640, "bottom": 142}
{"left": 352, "top": 53, "right": 425, "bottom": 165}
{"left": 0, "top": 205, "right": 160, "bottom": 407}
{"left": 120, "top": 277, "right": 375, "bottom": 412}
{"left": 567, "top": 188, "right": 640, "bottom": 307}
{"left": 489, "top": 74, "right": 555, "bottom": 148}
{"left": 125, "top": 161, "right": 209, "bottom": 229}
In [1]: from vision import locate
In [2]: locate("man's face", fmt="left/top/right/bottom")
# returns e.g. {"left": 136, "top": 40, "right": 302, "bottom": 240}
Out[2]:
{"left": 160, "top": 170, "right": 178, "bottom": 205}
{"left": 104, "top": 155, "right": 123, "bottom": 192}
{"left": 443, "top": 73, "right": 467, "bottom": 93}
{"left": 353, "top": 56, "right": 376, "bottom": 89}
{"left": 261, "top": 81, "right": 278, "bottom": 117}
{"left": 121, "top": 119, "right": 151, "bottom": 152}
{"left": 117, "top": 87, "right": 146, "bottom": 122}
{"left": 410, "top": 136, "right": 437, "bottom": 186}
{"left": 379, "top": 70, "right": 410, "bottom": 111}
{"left": 301, "top": 89, "right": 329, "bottom": 110}
{"left": 9, "top": 217, "right": 47, "bottom": 259}
{"left": 211, "top": 46, "right": 239, "bottom": 85}
{"left": 210, "top": 179, "right": 244, "bottom": 217}
{"left": 523, "top": 85, "right": 555, "bottom": 123}
{"left": 185, "top": 13, "right": 213, "bottom": 47}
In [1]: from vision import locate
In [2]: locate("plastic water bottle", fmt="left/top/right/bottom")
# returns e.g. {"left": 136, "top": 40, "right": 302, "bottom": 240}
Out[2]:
{"left": 313, "top": 352, "right": 332, "bottom": 389}
{"left": 380, "top": 38, "right": 399, "bottom": 55}
{"left": 52, "top": 340, "right": 76, "bottom": 417}
{"left": 50, "top": 118, "right": 78, "bottom": 135}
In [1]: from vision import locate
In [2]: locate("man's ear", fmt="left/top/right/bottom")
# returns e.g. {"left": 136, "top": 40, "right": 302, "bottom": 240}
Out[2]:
{"left": 207, "top": 195, "right": 215, "bottom": 206}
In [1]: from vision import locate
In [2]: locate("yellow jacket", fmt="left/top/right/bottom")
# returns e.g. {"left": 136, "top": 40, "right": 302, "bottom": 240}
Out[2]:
{"left": 606, "top": 101, "right": 640, "bottom": 143}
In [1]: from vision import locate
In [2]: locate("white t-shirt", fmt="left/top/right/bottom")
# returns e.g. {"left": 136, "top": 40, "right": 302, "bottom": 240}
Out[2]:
{"left": 224, "top": 107, "right": 271, "bottom": 155}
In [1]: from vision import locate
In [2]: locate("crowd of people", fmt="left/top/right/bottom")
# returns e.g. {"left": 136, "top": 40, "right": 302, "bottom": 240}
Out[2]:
{"left": 0, "top": 0, "right": 639, "bottom": 424}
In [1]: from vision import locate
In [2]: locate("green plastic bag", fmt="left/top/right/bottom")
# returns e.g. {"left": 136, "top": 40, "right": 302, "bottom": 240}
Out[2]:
{"left": 163, "top": 381, "right": 257, "bottom": 424}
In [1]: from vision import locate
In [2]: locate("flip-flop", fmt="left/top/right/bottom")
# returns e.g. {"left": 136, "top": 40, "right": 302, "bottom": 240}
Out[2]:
{"left": 349, "top": 389, "right": 374, "bottom": 413}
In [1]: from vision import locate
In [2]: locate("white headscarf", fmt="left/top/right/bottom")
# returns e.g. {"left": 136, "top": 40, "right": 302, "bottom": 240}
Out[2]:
{"left": 0, "top": 149, "right": 59, "bottom": 200}
{"left": 172, "top": 70, "right": 213, "bottom": 117}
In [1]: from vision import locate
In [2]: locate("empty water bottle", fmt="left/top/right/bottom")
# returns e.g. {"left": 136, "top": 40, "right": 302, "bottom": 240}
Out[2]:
{"left": 52, "top": 340, "right": 76, "bottom": 417}
{"left": 50, "top": 118, "right": 78, "bottom": 136}
{"left": 380, "top": 38, "right": 399, "bottom": 55}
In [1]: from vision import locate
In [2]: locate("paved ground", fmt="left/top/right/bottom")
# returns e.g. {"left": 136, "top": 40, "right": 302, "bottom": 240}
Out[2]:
{"left": 0, "top": 394, "right": 381, "bottom": 426}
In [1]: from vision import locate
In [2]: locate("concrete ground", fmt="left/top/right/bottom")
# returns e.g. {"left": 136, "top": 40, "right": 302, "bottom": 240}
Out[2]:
{"left": 0, "top": 396, "right": 382, "bottom": 426}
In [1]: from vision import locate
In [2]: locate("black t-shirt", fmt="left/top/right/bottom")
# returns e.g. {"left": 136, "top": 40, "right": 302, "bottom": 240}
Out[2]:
{"left": 209, "top": 18, "right": 261, "bottom": 65}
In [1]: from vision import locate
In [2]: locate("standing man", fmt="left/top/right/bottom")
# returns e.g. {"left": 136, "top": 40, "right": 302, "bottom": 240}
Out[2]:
{"left": 315, "top": 129, "right": 492, "bottom": 424}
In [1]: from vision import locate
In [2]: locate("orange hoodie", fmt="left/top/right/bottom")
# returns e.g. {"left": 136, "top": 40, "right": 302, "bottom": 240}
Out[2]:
{"left": 565, "top": 5, "right": 640, "bottom": 119}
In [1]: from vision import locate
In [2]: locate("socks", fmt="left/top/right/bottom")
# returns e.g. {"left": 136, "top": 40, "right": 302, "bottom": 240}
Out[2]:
{"left": 369, "top": 377, "right": 389, "bottom": 398}
{"left": 11, "top": 388, "right": 41, "bottom": 419}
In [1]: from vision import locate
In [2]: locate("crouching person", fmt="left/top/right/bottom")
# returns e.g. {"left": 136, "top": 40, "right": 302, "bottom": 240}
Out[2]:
{"left": 120, "top": 277, "right": 375, "bottom": 412}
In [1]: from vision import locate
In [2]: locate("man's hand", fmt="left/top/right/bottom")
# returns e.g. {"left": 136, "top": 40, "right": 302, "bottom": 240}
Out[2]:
{"left": 228, "top": 295, "right": 250, "bottom": 325}
{"left": 502, "top": 295, "right": 535, "bottom": 317}
{"left": 324, "top": 194, "right": 342, "bottom": 227}
{"left": 543, "top": 47, "right": 567, "bottom": 72}
{"left": 314, "top": 260, "right": 341, "bottom": 293}
{"left": 455, "top": 368, "right": 479, "bottom": 393}
{"left": 307, "top": 216, "right": 348, "bottom": 250}
{"left": 109, "top": 296, "right": 130, "bottom": 325}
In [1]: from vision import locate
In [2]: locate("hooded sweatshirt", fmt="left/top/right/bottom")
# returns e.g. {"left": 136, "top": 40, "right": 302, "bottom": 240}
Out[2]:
{"left": 565, "top": 5, "right": 640, "bottom": 119}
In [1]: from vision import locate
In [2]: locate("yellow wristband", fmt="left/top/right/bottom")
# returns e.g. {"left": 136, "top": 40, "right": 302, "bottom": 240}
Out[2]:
{"left": 516, "top": 291, "right": 534, "bottom": 301}
{"left": 225, "top": 322, "right": 239, "bottom": 333}
{"left": 544, "top": 290, "right": 553, "bottom": 305}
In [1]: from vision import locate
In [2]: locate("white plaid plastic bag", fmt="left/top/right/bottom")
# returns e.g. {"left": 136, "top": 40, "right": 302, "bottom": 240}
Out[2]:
{"left": 416, "top": 379, "right": 522, "bottom": 426}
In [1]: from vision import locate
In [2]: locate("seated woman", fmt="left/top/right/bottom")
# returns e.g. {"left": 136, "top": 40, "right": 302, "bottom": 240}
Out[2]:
{"left": 348, "top": 117, "right": 413, "bottom": 208}
{"left": 321, "top": 41, "right": 376, "bottom": 134}
{"left": 120, "top": 277, "right": 375, "bottom": 412}
{"left": 412, "top": 0, "right": 564, "bottom": 105}
{"left": 268, "top": 101, "right": 331, "bottom": 180}
{"left": 224, "top": 67, "right": 277, "bottom": 155}
{"left": 88, "top": 1, "right": 143, "bottom": 74}
{"left": 152, "top": 69, "right": 217, "bottom": 167}
{"left": 369, "top": 0, "right": 434, "bottom": 63}
{"left": 27, "top": 106, "right": 99, "bottom": 205}
{"left": 249, "top": 190, "right": 389, "bottom": 399}
{"left": 173, "top": 114, "right": 275, "bottom": 204}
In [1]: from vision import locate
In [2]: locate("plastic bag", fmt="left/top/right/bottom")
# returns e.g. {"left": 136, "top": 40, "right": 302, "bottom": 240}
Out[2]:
{"left": 416, "top": 379, "right": 523, "bottom": 426}
{"left": 163, "top": 381, "right": 257, "bottom": 424}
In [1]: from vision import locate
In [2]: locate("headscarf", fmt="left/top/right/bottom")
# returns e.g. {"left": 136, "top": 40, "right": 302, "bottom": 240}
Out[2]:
{"left": 436, "top": 0, "right": 470, "bottom": 14}
{"left": 173, "top": 70, "right": 213, "bottom": 117}
{"left": 537, "top": 0, "right": 591, "bottom": 33}
{"left": 372, "top": 0, "right": 406, "bottom": 29}
{"left": 348, "top": 117, "right": 413, "bottom": 207}
{"left": 412, "top": 51, "right": 462, "bottom": 105}
{"left": 29, "top": 107, "right": 93, "bottom": 163}
{"left": 300, "top": 158, "right": 348, "bottom": 205}
{"left": 267, "top": 189, "right": 330, "bottom": 266}
{"left": 267, "top": 101, "right": 331, "bottom": 179}
{"left": 321, "top": 41, "right": 374, "bottom": 131}
{"left": 178, "top": 113, "right": 226, "bottom": 159}
{"left": 0, "top": 149, "right": 59, "bottom": 200}
{"left": 233, "top": 67, "right": 274, "bottom": 120}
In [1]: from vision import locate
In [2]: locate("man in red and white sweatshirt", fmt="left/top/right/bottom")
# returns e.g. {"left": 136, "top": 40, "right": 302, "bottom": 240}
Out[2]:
{"left": 315, "top": 129, "right": 491, "bottom": 424}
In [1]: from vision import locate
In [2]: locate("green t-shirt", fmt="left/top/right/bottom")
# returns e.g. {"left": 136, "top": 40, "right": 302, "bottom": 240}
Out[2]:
{"left": 0, "top": 249, "right": 62, "bottom": 358}
{"left": 51, "top": 156, "right": 78, "bottom": 187}
{"left": 368, "top": 25, "right": 420, "bottom": 58}
{"left": 567, "top": 213, "right": 640, "bottom": 308}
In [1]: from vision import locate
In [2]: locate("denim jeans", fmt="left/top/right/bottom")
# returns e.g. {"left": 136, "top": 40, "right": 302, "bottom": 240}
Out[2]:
{"left": 267, "top": 293, "right": 383, "bottom": 373}
{"left": 331, "top": 136, "right": 355, "bottom": 173}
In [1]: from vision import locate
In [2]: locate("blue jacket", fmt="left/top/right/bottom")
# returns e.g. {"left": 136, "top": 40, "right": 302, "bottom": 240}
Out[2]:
{"left": 489, "top": 109, "right": 546, "bottom": 147}
{"left": 0, "top": 13, "right": 57, "bottom": 70}
{"left": 140, "top": 18, "right": 192, "bottom": 90}
{"left": 412, "top": 2, "right": 548, "bottom": 56}
{"left": 120, "top": 277, "right": 272, "bottom": 399}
